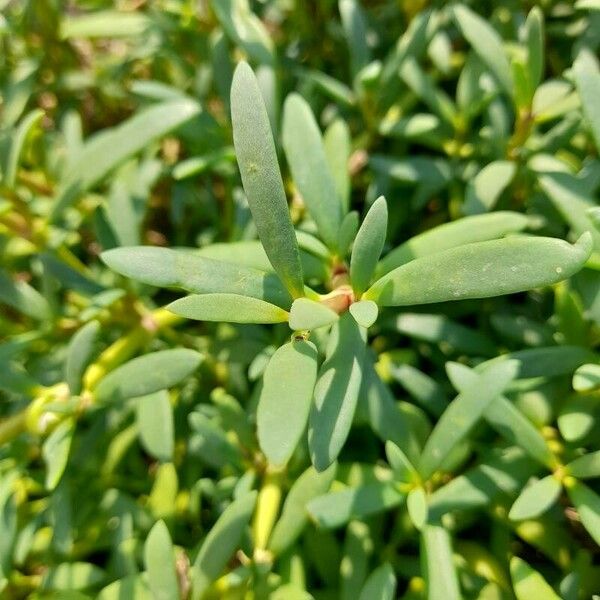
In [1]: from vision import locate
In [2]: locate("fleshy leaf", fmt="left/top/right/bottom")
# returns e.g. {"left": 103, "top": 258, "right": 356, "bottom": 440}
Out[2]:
{"left": 510, "top": 556, "right": 561, "bottom": 600}
{"left": 421, "top": 523, "right": 461, "bottom": 600}
{"left": 573, "top": 48, "right": 600, "bottom": 153}
{"left": 144, "top": 520, "right": 179, "bottom": 600}
{"left": 365, "top": 234, "right": 592, "bottom": 306}
{"left": 358, "top": 563, "right": 396, "bottom": 600}
{"left": 231, "top": 62, "right": 304, "bottom": 297}
{"left": 349, "top": 300, "right": 378, "bottom": 328}
{"left": 289, "top": 298, "right": 339, "bottom": 331}
{"left": 257, "top": 340, "right": 318, "bottom": 467}
{"left": 508, "top": 475, "right": 562, "bottom": 520}
{"left": 167, "top": 293, "right": 289, "bottom": 324}
{"left": 565, "top": 479, "right": 600, "bottom": 546}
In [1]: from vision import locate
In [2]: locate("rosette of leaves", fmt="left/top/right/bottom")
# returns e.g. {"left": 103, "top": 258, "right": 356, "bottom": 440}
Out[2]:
{"left": 103, "top": 62, "right": 593, "bottom": 474}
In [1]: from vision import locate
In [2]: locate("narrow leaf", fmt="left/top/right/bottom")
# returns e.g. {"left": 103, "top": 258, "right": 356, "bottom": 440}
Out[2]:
{"left": 257, "top": 340, "right": 318, "bottom": 467}
{"left": 509, "top": 475, "right": 562, "bottom": 520}
{"left": 350, "top": 196, "right": 388, "bottom": 296}
{"left": 324, "top": 118, "right": 351, "bottom": 212}
{"left": 566, "top": 451, "right": 600, "bottom": 479}
{"left": 510, "top": 557, "right": 561, "bottom": 600}
{"left": 65, "top": 321, "right": 99, "bottom": 395}
{"left": 358, "top": 563, "right": 396, "bottom": 600}
{"left": 365, "top": 234, "right": 592, "bottom": 306}
{"left": 136, "top": 391, "right": 174, "bottom": 462}
{"left": 231, "top": 62, "right": 304, "bottom": 297}
{"left": 167, "top": 293, "right": 289, "bottom": 324}
{"left": 4, "top": 108, "right": 44, "bottom": 188}
{"left": 144, "top": 521, "right": 179, "bottom": 600}
{"left": 421, "top": 523, "right": 461, "bottom": 600}
{"left": 565, "top": 479, "right": 600, "bottom": 546}
{"left": 42, "top": 419, "right": 74, "bottom": 491}
{"left": 525, "top": 7, "right": 544, "bottom": 91}
{"left": 573, "top": 48, "right": 600, "bottom": 153}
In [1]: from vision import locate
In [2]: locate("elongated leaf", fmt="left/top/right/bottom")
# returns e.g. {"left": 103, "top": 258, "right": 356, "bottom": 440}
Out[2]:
{"left": 463, "top": 160, "right": 516, "bottom": 215}
{"left": 60, "top": 99, "right": 200, "bottom": 202}
{"left": 446, "top": 362, "right": 553, "bottom": 467}
{"left": 269, "top": 464, "right": 337, "bottom": 556}
{"left": 0, "top": 268, "right": 51, "bottom": 320}
{"left": 566, "top": 451, "right": 600, "bottom": 479}
{"left": 289, "top": 298, "right": 339, "bottom": 331}
{"left": 65, "top": 321, "right": 99, "bottom": 395}
{"left": 510, "top": 557, "right": 561, "bottom": 600}
{"left": 418, "top": 361, "right": 518, "bottom": 479}
{"left": 282, "top": 93, "right": 341, "bottom": 248}
{"left": 307, "top": 482, "right": 404, "bottom": 529}
{"left": 94, "top": 349, "right": 202, "bottom": 402}
{"left": 324, "top": 119, "right": 351, "bottom": 212}
{"left": 358, "top": 563, "right": 396, "bottom": 600}
{"left": 351, "top": 197, "right": 388, "bottom": 296}
{"left": 452, "top": 4, "right": 512, "bottom": 95}
{"left": 525, "top": 7, "right": 544, "bottom": 91}
{"left": 365, "top": 234, "right": 592, "bottom": 306}
{"left": 407, "top": 487, "right": 428, "bottom": 530}
{"left": 41, "top": 562, "right": 106, "bottom": 591}
{"left": 339, "top": 0, "right": 371, "bottom": 77}
{"left": 509, "top": 475, "right": 562, "bottom": 520}
{"left": 4, "top": 108, "right": 44, "bottom": 188}
{"left": 61, "top": 11, "right": 151, "bottom": 38}
{"left": 231, "top": 62, "right": 304, "bottom": 298}
{"left": 421, "top": 523, "right": 461, "bottom": 600}
{"left": 565, "top": 479, "right": 600, "bottom": 545}
{"left": 101, "top": 247, "right": 292, "bottom": 308}
{"left": 257, "top": 340, "right": 318, "bottom": 467}
{"left": 573, "top": 48, "right": 600, "bottom": 153}
{"left": 167, "top": 293, "right": 289, "bottom": 324}
{"left": 144, "top": 520, "right": 179, "bottom": 600}
{"left": 309, "top": 313, "right": 367, "bottom": 471}
{"left": 377, "top": 212, "right": 529, "bottom": 276}
{"left": 136, "top": 391, "right": 174, "bottom": 462}
{"left": 191, "top": 491, "right": 257, "bottom": 599}
{"left": 42, "top": 419, "right": 74, "bottom": 491}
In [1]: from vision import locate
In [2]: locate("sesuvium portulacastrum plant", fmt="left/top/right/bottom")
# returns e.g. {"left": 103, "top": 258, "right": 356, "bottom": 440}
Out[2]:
{"left": 102, "top": 61, "right": 593, "bottom": 474}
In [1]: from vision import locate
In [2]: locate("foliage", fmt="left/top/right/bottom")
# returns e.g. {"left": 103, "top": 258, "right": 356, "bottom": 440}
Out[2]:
{"left": 1, "top": 1, "right": 600, "bottom": 598}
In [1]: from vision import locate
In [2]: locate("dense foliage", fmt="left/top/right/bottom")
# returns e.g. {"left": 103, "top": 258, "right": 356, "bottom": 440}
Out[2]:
{"left": 2, "top": 1, "right": 600, "bottom": 598}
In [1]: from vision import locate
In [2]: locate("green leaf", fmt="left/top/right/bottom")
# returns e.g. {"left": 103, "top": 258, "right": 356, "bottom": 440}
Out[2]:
{"left": 269, "top": 464, "right": 337, "bottom": 556}
{"left": 524, "top": 7, "right": 544, "bottom": 92}
{"left": 282, "top": 93, "right": 341, "bottom": 248}
{"left": 61, "top": 11, "right": 151, "bottom": 38}
{"left": 309, "top": 313, "right": 367, "bottom": 471}
{"left": 558, "top": 395, "right": 596, "bottom": 442}
{"left": 231, "top": 62, "right": 304, "bottom": 298}
{"left": 42, "top": 419, "right": 75, "bottom": 491}
{"left": 452, "top": 4, "right": 513, "bottom": 96}
{"left": 65, "top": 321, "right": 99, "bottom": 395}
{"left": 510, "top": 557, "right": 561, "bottom": 600}
{"left": 101, "top": 247, "right": 293, "bottom": 309}
{"left": 349, "top": 300, "right": 378, "bottom": 328}
{"left": 167, "top": 293, "right": 289, "bottom": 324}
{"left": 41, "top": 562, "right": 106, "bottom": 591}
{"left": 418, "top": 360, "right": 518, "bottom": 479}
{"left": 365, "top": 233, "right": 592, "bottom": 306}
{"left": 59, "top": 99, "right": 200, "bottom": 204}
{"left": 350, "top": 196, "right": 388, "bottom": 296}
{"left": 565, "top": 479, "right": 600, "bottom": 545}
{"left": 509, "top": 475, "right": 562, "bottom": 520}
{"left": 407, "top": 487, "right": 428, "bottom": 530}
{"left": 4, "top": 108, "right": 44, "bottom": 188}
{"left": 377, "top": 211, "right": 529, "bottom": 276}
{"left": 339, "top": 0, "right": 371, "bottom": 78}
{"left": 463, "top": 160, "right": 516, "bottom": 215}
{"left": 257, "top": 340, "right": 318, "bottom": 467}
{"left": 358, "top": 563, "right": 396, "bottom": 600}
{"left": 338, "top": 211, "right": 360, "bottom": 258}
{"left": 573, "top": 48, "right": 600, "bottom": 153}
{"left": 94, "top": 349, "right": 202, "bottom": 403}
{"left": 421, "top": 523, "right": 461, "bottom": 600}
{"left": 385, "top": 442, "right": 419, "bottom": 483}
{"left": 191, "top": 491, "right": 257, "bottom": 600}
{"left": 324, "top": 118, "right": 351, "bottom": 213}
{"left": 0, "top": 268, "right": 51, "bottom": 320}
{"left": 289, "top": 298, "right": 339, "bottom": 331}
{"left": 136, "top": 391, "right": 174, "bottom": 462}
{"left": 144, "top": 520, "right": 179, "bottom": 600}
{"left": 567, "top": 451, "right": 600, "bottom": 479}
{"left": 446, "top": 362, "right": 553, "bottom": 467}
{"left": 573, "top": 363, "right": 600, "bottom": 391}
{"left": 98, "top": 576, "right": 150, "bottom": 600}
{"left": 307, "top": 482, "right": 405, "bottom": 529}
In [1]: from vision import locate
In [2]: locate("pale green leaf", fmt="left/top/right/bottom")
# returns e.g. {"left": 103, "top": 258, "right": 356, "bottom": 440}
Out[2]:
{"left": 567, "top": 451, "right": 600, "bottom": 479}
{"left": 94, "top": 349, "right": 202, "bottom": 403}
{"left": 573, "top": 363, "right": 600, "bottom": 391}
{"left": 144, "top": 520, "right": 179, "bottom": 600}
{"left": 339, "top": 0, "right": 371, "bottom": 77}
{"left": 349, "top": 300, "right": 378, "bottom": 328}
{"left": 136, "top": 391, "right": 174, "bottom": 462}
{"left": 289, "top": 298, "right": 339, "bottom": 331}
{"left": 65, "top": 321, "right": 99, "bottom": 395}
{"left": 167, "top": 293, "right": 289, "bottom": 324}
{"left": 407, "top": 487, "right": 428, "bottom": 530}
{"left": 463, "top": 160, "right": 516, "bottom": 215}
{"left": 4, "top": 108, "right": 44, "bottom": 188}
{"left": 61, "top": 11, "right": 151, "bottom": 38}
{"left": 510, "top": 557, "right": 561, "bottom": 600}
{"left": 365, "top": 234, "right": 592, "bottom": 306}
{"left": 509, "top": 475, "right": 562, "bottom": 520}
{"left": 257, "top": 340, "right": 318, "bottom": 467}
{"left": 282, "top": 93, "right": 341, "bottom": 248}
{"left": 0, "top": 268, "right": 51, "bottom": 320}
{"left": 350, "top": 196, "right": 388, "bottom": 296}
{"left": 41, "top": 562, "right": 106, "bottom": 591}
{"left": 524, "top": 7, "right": 544, "bottom": 92}
{"left": 42, "top": 419, "right": 74, "bottom": 491}
{"left": 566, "top": 479, "right": 600, "bottom": 546}
{"left": 358, "top": 563, "right": 396, "bottom": 600}
{"left": 573, "top": 48, "right": 600, "bottom": 153}
{"left": 324, "top": 118, "right": 351, "bottom": 213}
{"left": 422, "top": 523, "right": 461, "bottom": 600}
{"left": 231, "top": 62, "right": 304, "bottom": 298}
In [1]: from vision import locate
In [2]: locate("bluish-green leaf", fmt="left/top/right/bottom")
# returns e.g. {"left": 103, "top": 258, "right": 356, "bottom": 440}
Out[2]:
{"left": 136, "top": 391, "right": 174, "bottom": 462}
{"left": 282, "top": 93, "right": 341, "bottom": 248}
{"left": 94, "top": 349, "right": 202, "bottom": 403}
{"left": 366, "top": 234, "right": 592, "bottom": 306}
{"left": 289, "top": 298, "right": 339, "bottom": 331}
{"left": 167, "top": 293, "right": 289, "bottom": 324}
{"left": 144, "top": 520, "right": 179, "bottom": 600}
{"left": 257, "top": 340, "right": 318, "bottom": 467}
{"left": 524, "top": 7, "right": 544, "bottom": 92}
{"left": 191, "top": 491, "right": 257, "bottom": 599}
{"left": 231, "top": 62, "right": 304, "bottom": 298}
{"left": 463, "top": 160, "right": 516, "bottom": 215}
{"left": 339, "top": 0, "right": 371, "bottom": 78}
{"left": 309, "top": 313, "right": 367, "bottom": 471}
{"left": 324, "top": 118, "right": 351, "bottom": 212}
{"left": 573, "top": 48, "right": 600, "bottom": 153}
{"left": 350, "top": 196, "right": 388, "bottom": 296}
